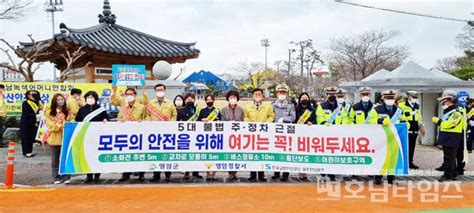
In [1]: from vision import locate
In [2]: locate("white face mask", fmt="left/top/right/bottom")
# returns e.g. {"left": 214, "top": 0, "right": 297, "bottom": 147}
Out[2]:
{"left": 277, "top": 95, "right": 286, "bottom": 101}
{"left": 361, "top": 96, "right": 370, "bottom": 102}
{"left": 86, "top": 98, "right": 96, "bottom": 105}
{"left": 126, "top": 95, "right": 135, "bottom": 103}
{"left": 156, "top": 91, "right": 165, "bottom": 98}
{"left": 175, "top": 100, "right": 183, "bottom": 107}
{"left": 442, "top": 104, "right": 449, "bottom": 110}
{"left": 229, "top": 98, "right": 238, "bottom": 105}
{"left": 385, "top": 100, "right": 395, "bottom": 106}
{"left": 410, "top": 98, "right": 419, "bottom": 104}
{"left": 337, "top": 98, "right": 345, "bottom": 104}
{"left": 57, "top": 100, "right": 65, "bottom": 106}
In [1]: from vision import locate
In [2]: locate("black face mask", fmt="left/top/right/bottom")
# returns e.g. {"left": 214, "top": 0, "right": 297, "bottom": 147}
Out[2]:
{"left": 186, "top": 102, "right": 195, "bottom": 108}
{"left": 300, "top": 100, "right": 310, "bottom": 106}
{"left": 328, "top": 96, "right": 336, "bottom": 103}
{"left": 206, "top": 102, "right": 214, "bottom": 108}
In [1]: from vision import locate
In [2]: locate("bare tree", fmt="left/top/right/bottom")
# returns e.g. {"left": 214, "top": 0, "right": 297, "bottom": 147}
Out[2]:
{"left": 456, "top": 25, "right": 474, "bottom": 51}
{"left": 0, "top": 0, "right": 33, "bottom": 20}
{"left": 290, "top": 39, "right": 324, "bottom": 80}
{"left": 0, "top": 34, "right": 48, "bottom": 82}
{"left": 329, "top": 29, "right": 410, "bottom": 81}
{"left": 58, "top": 46, "right": 90, "bottom": 82}
{"left": 435, "top": 57, "right": 458, "bottom": 73}
{"left": 232, "top": 61, "right": 265, "bottom": 88}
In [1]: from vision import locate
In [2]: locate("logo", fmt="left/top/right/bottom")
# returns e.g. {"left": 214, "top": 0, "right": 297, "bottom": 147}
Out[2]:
{"left": 149, "top": 164, "right": 157, "bottom": 171}
{"left": 204, "top": 163, "right": 214, "bottom": 169}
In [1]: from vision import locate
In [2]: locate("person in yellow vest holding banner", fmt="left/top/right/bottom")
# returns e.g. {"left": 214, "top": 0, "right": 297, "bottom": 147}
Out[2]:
{"left": 398, "top": 91, "right": 425, "bottom": 169}
{"left": 111, "top": 85, "right": 149, "bottom": 106}
{"left": 117, "top": 88, "right": 148, "bottom": 182}
{"left": 66, "top": 88, "right": 84, "bottom": 119}
{"left": 432, "top": 90, "right": 464, "bottom": 182}
{"left": 146, "top": 84, "right": 177, "bottom": 182}
{"left": 368, "top": 89, "right": 408, "bottom": 185}
{"left": 316, "top": 86, "right": 351, "bottom": 181}
{"left": 0, "top": 84, "right": 6, "bottom": 144}
{"left": 44, "top": 93, "right": 73, "bottom": 184}
{"left": 335, "top": 88, "right": 355, "bottom": 124}
{"left": 198, "top": 94, "right": 222, "bottom": 181}
{"left": 244, "top": 88, "right": 275, "bottom": 182}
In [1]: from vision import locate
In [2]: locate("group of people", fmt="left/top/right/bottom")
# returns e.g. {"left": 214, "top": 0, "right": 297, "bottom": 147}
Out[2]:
{"left": 1, "top": 82, "right": 471, "bottom": 185}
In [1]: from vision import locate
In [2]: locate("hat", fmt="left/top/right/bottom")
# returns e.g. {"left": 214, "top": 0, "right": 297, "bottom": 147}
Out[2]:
{"left": 406, "top": 91, "right": 419, "bottom": 98}
{"left": 275, "top": 84, "right": 289, "bottom": 93}
{"left": 336, "top": 88, "right": 347, "bottom": 96}
{"left": 324, "top": 86, "right": 338, "bottom": 94}
{"left": 437, "top": 90, "right": 457, "bottom": 102}
{"left": 358, "top": 87, "right": 372, "bottom": 94}
{"left": 381, "top": 90, "right": 397, "bottom": 97}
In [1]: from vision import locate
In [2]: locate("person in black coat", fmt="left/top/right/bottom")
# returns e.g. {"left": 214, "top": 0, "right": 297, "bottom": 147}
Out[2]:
{"left": 20, "top": 90, "right": 43, "bottom": 157}
{"left": 179, "top": 93, "right": 203, "bottom": 180}
{"left": 75, "top": 91, "right": 109, "bottom": 183}
{"left": 289, "top": 92, "right": 317, "bottom": 181}
{"left": 197, "top": 94, "right": 221, "bottom": 181}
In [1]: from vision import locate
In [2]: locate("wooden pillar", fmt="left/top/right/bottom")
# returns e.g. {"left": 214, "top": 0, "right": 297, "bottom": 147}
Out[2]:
{"left": 85, "top": 64, "right": 94, "bottom": 83}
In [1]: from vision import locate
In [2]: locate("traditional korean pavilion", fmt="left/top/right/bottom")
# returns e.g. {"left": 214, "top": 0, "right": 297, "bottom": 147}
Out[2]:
{"left": 19, "top": 0, "right": 200, "bottom": 83}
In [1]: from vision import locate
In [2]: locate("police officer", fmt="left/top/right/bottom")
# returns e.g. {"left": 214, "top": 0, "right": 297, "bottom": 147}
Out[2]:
{"left": 398, "top": 91, "right": 425, "bottom": 169}
{"left": 316, "top": 86, "right": 350, "bottom": 181}
{"left": 271, "top": 84, "right": 296, "bottom": 181}
{"left": 368, "top": 90, "right": 408, "bottom": 185}
{"left": 433, "top": 90, "right": 464, "bottom": 182}
{"left": 352, "top": 87, "right": 374, "bottom": 125}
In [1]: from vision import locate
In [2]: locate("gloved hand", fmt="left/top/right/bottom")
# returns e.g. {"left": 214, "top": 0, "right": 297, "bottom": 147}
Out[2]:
{"left": 382, "top": 118, "right": 390, "bottom": 126}
{"left": 469, "top": 120, "right": 474, "bottom": 126}
{"left": 432, "top": 117, "right": 440, "bottom": 124}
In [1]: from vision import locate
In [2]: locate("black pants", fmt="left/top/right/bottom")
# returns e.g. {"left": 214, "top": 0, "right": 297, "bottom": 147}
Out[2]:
{"left": 50, "top": 145, "right": 70, "bottom": 180}
{"left": 442, "top": 146, "right": 458, "bottom": 178}
{"left": 86, "top": 173, "right": 100, "bottom": 179}
{"left": 408, "top": 133, "right": 418, "bottom": 165}
{"left": 20, "top": 125, "right": 37, "bottom": 155}
{"left": 273, "top": 172, "right": 289, "bottom": 179}
{"left": 250, "top": 171, "right": 265, "bottom": 179}
{"left": 153, "top": 172, "right": 171, "bottom": 178}
{"left": 456, "top": 140, "right": 465, "bottom": 174}
{"left": 468, "top": 129, "right": 473, "bottom": 151}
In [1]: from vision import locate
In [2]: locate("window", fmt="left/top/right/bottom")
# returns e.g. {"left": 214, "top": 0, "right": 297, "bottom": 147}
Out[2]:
{"left": 95, "top": 68, "right": 112, "bottom": 75}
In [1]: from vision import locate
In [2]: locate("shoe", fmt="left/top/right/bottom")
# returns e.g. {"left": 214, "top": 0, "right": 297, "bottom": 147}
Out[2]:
{"left": 271, "top": 175, "right": 280, "bottom": 180}
{"left": 63, "top": 179, "right": 71, "bottom": 184}
{"left": 24, "top": 153, "right": 35, "bottom": 158}
{"left": 258, "top": 177, "right": 267, "bottom": 182}
{"left": 300, "top": 177, "right": 308, "bottom": 181}
{"left": 281, "top": 177, "right": 289, "bottom": 182}
{"left": 247, "top": 177, "right": 257, "bottom": 182}
{"left": 165, "top": 177, "right": 171, "bottom": 182}
{"left": 457, "top": 170, "right": 464, "bottom": 176}
{"left": 409, "top": 164, "right": 419, "bottom": 169}
{"left": 54, "top": 179, "right": 62, "bottom": 184}
{"left": 468, "top": 150, "right": 472, "bottom": 154}
{"left": 94, "top": 176, "right": 101, "bottom": 183}
{"left": 183, "top": 175, "right": 190, "bottom": 180}
{"left": 193, "top": 175, "right": 203, "bottom": 179}
{"left": 84, "top": 177, "right": 93, "bottom": 183}
{"left": 138, "top": 175, "right": 145, "bottom": 182}
{"left": 374, "top": 179, "right": 383, "bottom": 185}
{"left": 435, "top": 166, "right": 444, "bottom": 172}
{"left": 151, "top": 176, "right": 161, "bottom": 182}
{"left": 438, "top": 176, "right": 452, "bottom": 182}
{"left": 206, "top": 177, "right": 212, "bottom": 181}
{"left": 119, "top": 176, "right": 130, "bottom": 182}
{"left": 329, "top": 176, "right": 336, "bottom": 182}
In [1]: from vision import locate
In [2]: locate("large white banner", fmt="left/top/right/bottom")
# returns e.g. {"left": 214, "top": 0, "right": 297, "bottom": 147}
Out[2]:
{"left": 59, "top": 121, "right": 409, "bottom": 175}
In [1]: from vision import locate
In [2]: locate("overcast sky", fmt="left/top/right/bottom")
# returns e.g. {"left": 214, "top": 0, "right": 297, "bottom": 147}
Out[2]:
{"left": 0, "top": 0, "right": 472, "bottom": 80}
